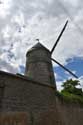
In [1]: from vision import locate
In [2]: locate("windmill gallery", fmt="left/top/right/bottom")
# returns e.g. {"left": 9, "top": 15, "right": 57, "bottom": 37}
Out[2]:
{"left": 0, "top": 21, "right": 83, "bottom": 125}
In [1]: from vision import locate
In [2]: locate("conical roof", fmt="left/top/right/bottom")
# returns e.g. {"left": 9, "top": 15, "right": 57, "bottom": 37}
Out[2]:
{"left": 32, "top": 42, "right": 45, "bottom": 49}
{"left": 26, "top": 42, "right": 50, "bottom": 55}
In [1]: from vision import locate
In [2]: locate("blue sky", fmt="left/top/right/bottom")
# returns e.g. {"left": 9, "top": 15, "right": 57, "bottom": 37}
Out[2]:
{"left": 54, "top": 57, "right": 83, "bottom": 81}
{"left": 0, "top": 0, "right": 83, "bottom": 90}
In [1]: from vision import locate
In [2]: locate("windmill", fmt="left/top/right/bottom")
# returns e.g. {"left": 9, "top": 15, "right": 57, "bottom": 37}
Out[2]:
{"left": 25, "top": 20, "right": 78, "bottom": 87}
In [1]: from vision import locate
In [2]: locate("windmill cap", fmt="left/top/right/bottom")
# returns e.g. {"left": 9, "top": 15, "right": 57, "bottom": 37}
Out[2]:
{"left": 26, "top": 42, "right": 50, "bottom": 56}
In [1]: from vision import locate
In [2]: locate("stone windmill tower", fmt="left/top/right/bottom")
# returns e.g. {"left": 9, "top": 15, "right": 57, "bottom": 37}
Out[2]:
{"left": 25, "top": 20, "right": 78, "bottom": 89}
{"left": 25, "top": 42, "right": 56, "bottom": 87}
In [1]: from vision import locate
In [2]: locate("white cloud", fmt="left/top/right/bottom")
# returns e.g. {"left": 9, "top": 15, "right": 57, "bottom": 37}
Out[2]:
{"left": 64, "top": 0, "right": 79, "bottom": 7}
{"left": 0, "top": 59, "right": 18, "bottom": 73}
{"left": 0, "top": 0, "right": 12, "bottom": 18}
{"left": 56, "top": 81, "right": 63, "bottom": 91}
{"left": 0, "top": 0, "right": 83, "bottom": 84}
{"left": 79, "top": 76, "right": 83, "bottom": 90}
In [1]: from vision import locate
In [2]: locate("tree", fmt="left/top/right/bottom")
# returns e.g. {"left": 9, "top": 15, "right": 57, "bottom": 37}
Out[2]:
{"left": 61, "top": 79, "right": 83, "bottom": 96}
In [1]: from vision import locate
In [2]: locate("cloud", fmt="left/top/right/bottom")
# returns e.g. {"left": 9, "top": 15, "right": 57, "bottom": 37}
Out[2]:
{"left": 0, "top": 0, "right": 83, "bottom": 81}
{"left": 0, "top": 59, "right": 18, "bottom": 73}
{"left": 56, "top": 81, "right": 64, "bottom": 91}
{"left": 54, "top": 72, "right": 64, "bottom": 91}
{"left": 79, "top": 76, "right": 83, "bottom": 90}
{"left": 0, "top": 0, "right": 12, "bottom": 18}
{"left": 63, "top": 0, "right": 79, "bottom": 7}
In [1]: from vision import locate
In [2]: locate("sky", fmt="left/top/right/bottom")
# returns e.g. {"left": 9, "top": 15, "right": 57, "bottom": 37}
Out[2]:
{"left": 0, "top": 0, "right": 83, "bottom": 90}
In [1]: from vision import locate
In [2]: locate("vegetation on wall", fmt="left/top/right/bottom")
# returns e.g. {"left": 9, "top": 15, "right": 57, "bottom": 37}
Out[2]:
{"left": 56, "top": 79, "right": 83, "bottom": 104}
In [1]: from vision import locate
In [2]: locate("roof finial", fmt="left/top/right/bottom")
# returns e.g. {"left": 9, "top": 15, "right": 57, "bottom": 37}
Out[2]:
{"left": 35, "top": 39, "right": 39, "bottom": 43}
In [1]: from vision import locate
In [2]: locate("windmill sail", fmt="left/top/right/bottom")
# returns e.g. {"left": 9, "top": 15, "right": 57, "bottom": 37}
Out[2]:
{"left": 51, "top": 20, "right": 68, "bottom": 54}
{"left": 51, "top": 58, "right": 78, "bottom": 78}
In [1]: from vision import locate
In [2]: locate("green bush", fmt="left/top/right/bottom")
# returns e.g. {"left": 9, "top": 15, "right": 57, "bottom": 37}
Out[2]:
{"left": 56, "top": 91, "right": 83, "bottom": 104}
{"left": 56, "top": 79, "right": 83, "bottom": 104}
{"left": 61, "top": 79, "right": 83, "bottom": 96}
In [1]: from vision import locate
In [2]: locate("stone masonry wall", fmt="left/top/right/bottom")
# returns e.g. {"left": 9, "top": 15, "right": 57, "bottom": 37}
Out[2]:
{"left": 0, "top": 73, "right": 56, "bottom": 112}
{"left": 0, "top": 71, "right": 63, "bottom": 125}
{"left": 56, "top": 97, "right": 83, "bottom": 125}
{"left": 0, "top": 71, "right": 83, "bottom": 124}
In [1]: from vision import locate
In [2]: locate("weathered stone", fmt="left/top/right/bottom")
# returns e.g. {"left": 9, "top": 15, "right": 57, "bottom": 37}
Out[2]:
{"left": 0, "top": 71, "right": 83, "bottom": 125}
{"left": 25, "top": 43, "right": 56, "bottom": 87}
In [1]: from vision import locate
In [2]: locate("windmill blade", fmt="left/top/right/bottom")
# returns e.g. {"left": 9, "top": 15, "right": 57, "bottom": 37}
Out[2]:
{"left": 51, "top": 20, "right": 68, "bottom": 54}
{"left": 51, "top": 58, "right": 78, "bottom": 78}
